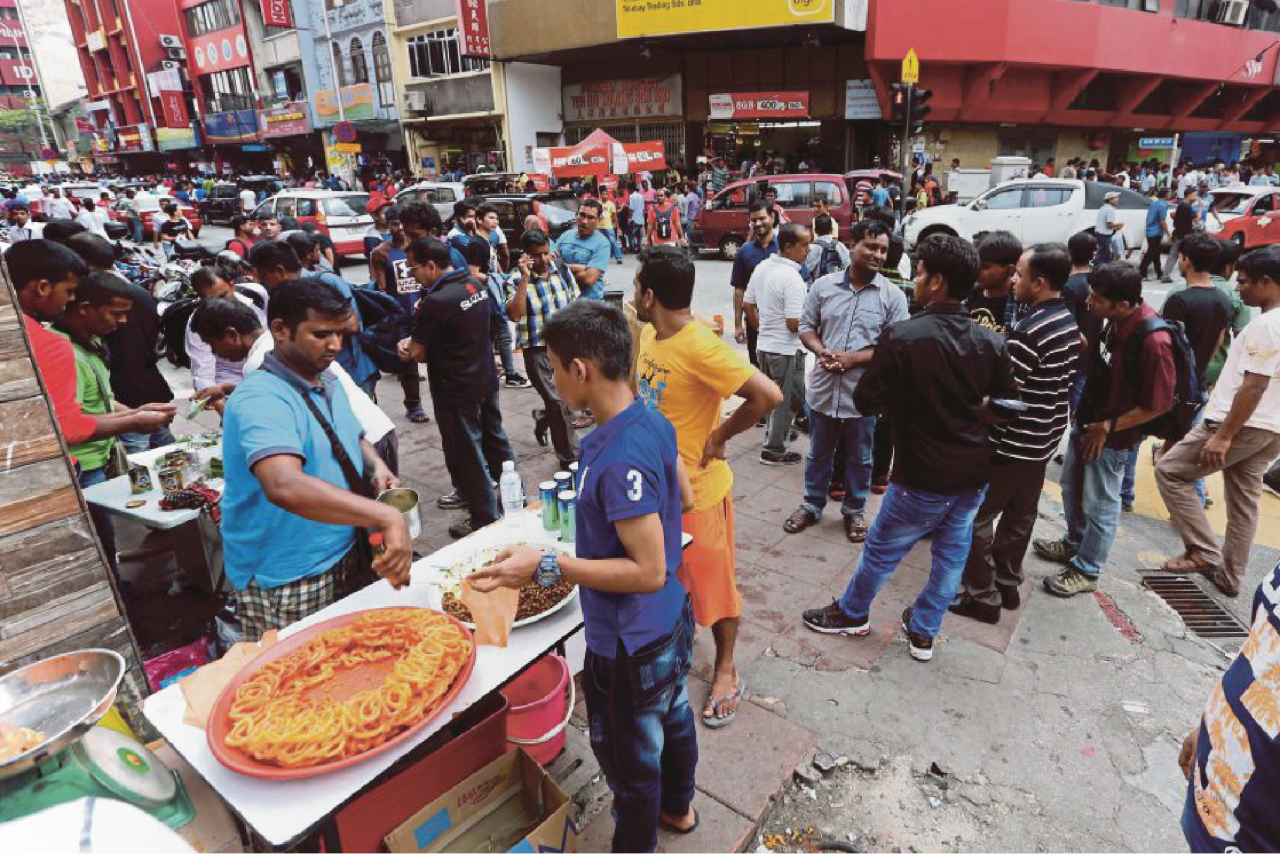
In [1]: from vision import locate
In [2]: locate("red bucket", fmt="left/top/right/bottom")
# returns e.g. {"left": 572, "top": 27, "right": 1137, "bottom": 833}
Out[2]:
{"left": 500, "top": 654, "right": 573, "bottom": 765}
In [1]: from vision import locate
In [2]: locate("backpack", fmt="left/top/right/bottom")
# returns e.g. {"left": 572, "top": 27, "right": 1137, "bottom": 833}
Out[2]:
{"left": 1123, "top": 317, "right": 1204, "bottom": 442}
{"left": 351, "top": 285, "right": 414, "bottom": 374}
{"left": 160, "top": 297, "right": 201, "bottom": 368}
{"left": 654, "top": 205, "right": 674, "bottom": 240}
{"left": 813, "top": 238, "right": 844, "bottom": 278}
{"left": 225, "top": 237, "right": 252, "bottom": 258}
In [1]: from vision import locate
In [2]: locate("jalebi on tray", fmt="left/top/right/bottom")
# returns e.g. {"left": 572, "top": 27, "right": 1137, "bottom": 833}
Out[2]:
{"left": 223, "top": 609, "right": 471, "bottom": 768}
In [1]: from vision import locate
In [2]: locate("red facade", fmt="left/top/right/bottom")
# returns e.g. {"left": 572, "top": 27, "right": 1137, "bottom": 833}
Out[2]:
{"left": 865, "top": 0, "right": 1280, "bottom": 133}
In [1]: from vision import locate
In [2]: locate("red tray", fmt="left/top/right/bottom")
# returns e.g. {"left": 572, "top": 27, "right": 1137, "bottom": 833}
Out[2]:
{"left": 207, "top": 607, "right": 476, "bottom": 780}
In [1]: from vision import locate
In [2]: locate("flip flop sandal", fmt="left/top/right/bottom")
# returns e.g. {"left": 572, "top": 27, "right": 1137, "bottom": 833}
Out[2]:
{"left": 701, "top": 681, "right": 745, "bottom": 729}
{"left": 658, "top": 809, "right": 699, "bottom": 835}
{"left": 405, "top": 406, "right": 430, "bottom": 424}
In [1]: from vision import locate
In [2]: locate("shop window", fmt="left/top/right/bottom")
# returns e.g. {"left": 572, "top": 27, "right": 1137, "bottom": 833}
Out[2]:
{"left": 372, "top": 33, "right": 393, "bottom": 107}
{"left": 1027, "top": 187, "right": 1072, "bottom": 208}
{"left": 350, "top": 37, "right": 369, "bottom": 85}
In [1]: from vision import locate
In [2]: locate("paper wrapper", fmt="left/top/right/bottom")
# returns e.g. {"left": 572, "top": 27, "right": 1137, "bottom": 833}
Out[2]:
{"left": 460, "top": 579, "right": 518, "bottom": 648}
{"left": 178, "top": 631, "right": 279, "bottom": 728}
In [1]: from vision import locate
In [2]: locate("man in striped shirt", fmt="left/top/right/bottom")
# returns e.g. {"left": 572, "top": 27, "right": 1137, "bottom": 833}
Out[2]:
{"left": 951, "top": 244, "right": 1080, "bottom": 624}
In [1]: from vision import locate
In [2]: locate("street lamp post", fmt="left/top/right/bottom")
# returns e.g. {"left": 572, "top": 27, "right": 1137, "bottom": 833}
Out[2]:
{"left": 322, "top": 0, "right": 345, "bottom": 123}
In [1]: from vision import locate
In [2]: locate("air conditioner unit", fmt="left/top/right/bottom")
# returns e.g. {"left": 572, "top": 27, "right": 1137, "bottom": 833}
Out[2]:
{"left": 158, "top": 34, "right": 183, "bottom": 49}
{"left": 1217, "top": 0, "right": 1249, "bottom": 25}
{"left": 405, "top": 90, "right": 431, "bottom": 114}
{"left": 160, "top": 60, "right": 181, "bottom": 70}
{"left": 164, "top": 46, "right": 186, "bottom": 60}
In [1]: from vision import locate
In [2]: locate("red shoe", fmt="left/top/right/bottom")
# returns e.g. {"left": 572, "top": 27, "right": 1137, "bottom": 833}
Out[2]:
{"left": 871, "top": 476, "right": 889, "bottom": 495}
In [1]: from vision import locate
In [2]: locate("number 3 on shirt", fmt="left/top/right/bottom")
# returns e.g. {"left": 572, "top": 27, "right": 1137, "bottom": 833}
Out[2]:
{"left": 626, "top": 469, "right": 643, "bottom": 501}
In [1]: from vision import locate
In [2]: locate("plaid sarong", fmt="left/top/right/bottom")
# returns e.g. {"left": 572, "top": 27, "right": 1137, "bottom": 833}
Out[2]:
{"left": 236, "top": 546, "right": 367, "bottom": 641}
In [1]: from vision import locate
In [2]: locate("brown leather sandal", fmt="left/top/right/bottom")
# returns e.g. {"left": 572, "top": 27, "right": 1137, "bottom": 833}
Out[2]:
{"left": 783, "top": 507, "right": 819, "bottom": 534}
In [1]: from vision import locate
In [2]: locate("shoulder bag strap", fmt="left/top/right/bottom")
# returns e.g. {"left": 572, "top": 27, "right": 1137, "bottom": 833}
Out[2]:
{"left": 297, "top": 385, "right": 376, "bottom": 500}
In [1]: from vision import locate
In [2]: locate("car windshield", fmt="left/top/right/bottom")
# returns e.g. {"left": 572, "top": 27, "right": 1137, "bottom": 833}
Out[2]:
{"left": 543, "top": 204, "right": 575, "bottom": 225}
{"left": 542, "top": 198, "right": 578, "bottom": 217}
{"left": 1209, "top": 192, "right": 1255, "bottom": 215}
{"left": 322, "top": 194, "right": 370, "bottom": 217}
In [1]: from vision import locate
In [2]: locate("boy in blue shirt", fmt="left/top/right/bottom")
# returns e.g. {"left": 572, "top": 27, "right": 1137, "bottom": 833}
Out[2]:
{"left": 1139, "top": 187, "right": 1170, "bottom": 280}
{"left": 469, "top": 300, "right": 698, "bottom": 852}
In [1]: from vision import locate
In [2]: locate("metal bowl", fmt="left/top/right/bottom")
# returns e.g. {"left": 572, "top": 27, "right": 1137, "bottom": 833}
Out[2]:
{"left": 0, "top": 649, "right": 126, "bottom": 780}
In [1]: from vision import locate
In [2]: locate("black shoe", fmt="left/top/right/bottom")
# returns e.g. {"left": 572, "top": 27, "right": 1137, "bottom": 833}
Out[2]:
{"left": 948, "top": 595, "right": 1000, "bottom": 624}
{"left": 793, "top": 415, "right": 810, "bottom": 434}
{"left": 756, "top": 418, "right": 767, "bottom": 428}
{"left": 448, "top": 519, "right": 476, "bottom": 539}
{"left": 998, "top": 584, "right": 1021, "bottom": 611}
{"left": 1264, "top": 469, "right": 1280, "bottom": 498}
{"left": 802, "top": 600, "right": 869, "bottom": 636}
{"left": 760, "top": 449, "right": 802, "bottom": 466}
{"left": 902, "top": 607, "right": 935, "bottom": 662}
{"left": 437, "top": 491, "right": 466, "bottom": 509}
{"left": 504, "top": 373, "right": 532, "bottom": 389}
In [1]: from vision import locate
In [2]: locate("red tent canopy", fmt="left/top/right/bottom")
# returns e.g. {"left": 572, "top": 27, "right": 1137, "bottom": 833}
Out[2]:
{"left": 547, "top": 129, "right": 666, "bottom": 178}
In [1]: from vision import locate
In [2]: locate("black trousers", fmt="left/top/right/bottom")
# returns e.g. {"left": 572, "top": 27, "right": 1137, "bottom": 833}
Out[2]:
{"left": 1138, "top": 235, "right": 1162, "bottom": 278}
{"left": 960, "top": 457, "right": 1049, "bottom": 605}
{"left": 433, "top": 389, "right": 513, "bottom": 527}
{"left": 524, "top": 347, "right": 579, "bottom": 466}
{"left": 871, "top": 415, "right": 894, "bottom": 482}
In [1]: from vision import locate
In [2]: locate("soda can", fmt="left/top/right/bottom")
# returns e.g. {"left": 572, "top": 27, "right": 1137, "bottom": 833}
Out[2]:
{"left": 557, "top": 489, "right": 577, "bottom": 544}
{"left": 567, "top": 461, "right": 579, "bottom": 485}
{"left": 539, "top": 481, "right": 559, "bottom": 534}
{"left": 127, "top": 464, "right": 153, "bottom": 495}
{"left": 157, "top": 466, "right": 185, "bottom": 496}
{"left": 553, "top": 471, "right": 572, "bottom": 494}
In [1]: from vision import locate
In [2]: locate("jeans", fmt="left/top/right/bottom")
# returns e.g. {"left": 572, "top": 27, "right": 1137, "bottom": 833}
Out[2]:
{"left": 119, "top": 425, "right": 176, "bottom": 455}
{"left": 129, "top": 216, "right": 143, "bottom": 243}
{"left": 838, "top": 482, "right": 988, "bottom": 638}
{"left": 803, "top": 410, "right": 876, "bottom": 517}
{"left": 583, "top": 601, "right": 697, "bottom": 854}
{"left": 433, "top": 389, "right": 513, "bottom": 527}
{"left": 1092, "top": 231, "right": 1114, "bottom": 266}
{"left": 1138, "top": 234, "right": 1162, "bottom": 277}
{"left": 1121, "top": 443, "right": 1140, "bottom": 509}
{"left": 79, "top": 467, "right": 117, "bottom": 574}
{"left": 756, "top": 350, "right": 804, "bottom": 453}
{"left": 491, "top": 314, "right": 518, "bottom": 378}
{"left": 1162, "top": 237, "right": 1184, "bottom": 279}
{"left": 161, "top": 241, "right": 175, "bottom": 260}
{"left": 627, "top": 221, "right": 644, "bottom": 253}
{"left": 1060, "top": 425, "right": 1128, "bottom": 578}
{"left": 524, "top": 347, "right": 579, "bottom": 466}
{"left": 600, "top": 227, "right": 624, "bottom": 261}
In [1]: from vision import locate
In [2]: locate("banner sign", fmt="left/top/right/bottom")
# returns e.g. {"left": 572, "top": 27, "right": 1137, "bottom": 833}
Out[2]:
{"left": 562, "top": 75, "right": 681, "bottom": 123}
{"left": 115, "top": 125, "right": 154, "bottom": 153}
{"left": 456, "top": 0, "right": 491, "bottom": 59}
{"left": 260, "top": 102, "right": 312, "bottom": 137}
{"left": 261, "top": 0, "right": 292, "bottom": 28}
{"left": 204, "top": 109, "right": 261, "bottom": 143}
{"left": 709, "top": 91, "right": 810, "bottom": 120}
{"left": 547, "top": 139, "right": 666, "bottom": 177}
{"left": 614, "top": 140, "right": 666, "bottom": 172}
{"left": 160, "top": 92, "right": 189, "bottom": 129}
{"left": 1138, "top": 136, "right": 1176, "bottom": 149}
{"left": 75, "top": 117, "right": 94, "bottom": 134}
{"left": 147, "top": 67, "right": 183, "bottom": 97}
{"left": 844, "top": 79, "right": 882, "bottom": 120}
{"left": 189, "top": 29, "right": 251, "bottom": 75}
{"left": 617, "top": 0, "right": 833, "bottom": 38}
{"left": 313, "top": 84, "right": 376, "bottom": 122}
{"left": 157, "top": 125, "right": 201, "bottom": 151}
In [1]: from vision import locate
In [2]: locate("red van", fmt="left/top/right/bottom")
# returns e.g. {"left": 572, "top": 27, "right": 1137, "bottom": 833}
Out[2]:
{"left": 690, "top": 173, "right": 858, "bottom": 260}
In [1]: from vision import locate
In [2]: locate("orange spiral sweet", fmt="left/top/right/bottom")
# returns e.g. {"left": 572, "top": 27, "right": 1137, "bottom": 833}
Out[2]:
{"left": 223, "top": 609, "right": 471, "bottom": 768}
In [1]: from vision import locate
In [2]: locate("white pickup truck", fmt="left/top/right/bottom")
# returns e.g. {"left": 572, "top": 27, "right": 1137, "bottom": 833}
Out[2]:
{"left": 902, "top": 178, "right": 1150, "bottom": 257}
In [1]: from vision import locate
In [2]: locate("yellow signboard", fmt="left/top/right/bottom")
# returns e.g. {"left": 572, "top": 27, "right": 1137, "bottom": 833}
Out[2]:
{"left": 616, "top": 0, "right": 834, "bottom": 39}
{"left": 334, "top": 142, "right": 362, "bottom": 153}
{"left": 901, "top": 48, "right": 919, "bottom": 84}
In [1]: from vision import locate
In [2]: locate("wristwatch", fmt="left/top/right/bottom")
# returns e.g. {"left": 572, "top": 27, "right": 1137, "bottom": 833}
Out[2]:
{"left": 534, "top": 549, "right": 562, "bottom": 589}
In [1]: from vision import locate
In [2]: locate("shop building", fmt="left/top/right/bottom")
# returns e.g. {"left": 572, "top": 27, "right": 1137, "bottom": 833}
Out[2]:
{"left": 0, "top": 0, "right": 54, "bottom": 176}
{"left": 488, "top": 0, "right": 872, "bottom": 172}
{"left": 241, "top": 0, "right": 323, "bottom": 177}
{"left": 863, "top": 0, "right": 1280, "bottom": 171}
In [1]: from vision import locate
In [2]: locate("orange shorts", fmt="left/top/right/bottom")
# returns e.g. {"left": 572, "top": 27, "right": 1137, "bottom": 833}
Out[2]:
{"left": 677, "top": 495, "right": 742, "bottom": 627}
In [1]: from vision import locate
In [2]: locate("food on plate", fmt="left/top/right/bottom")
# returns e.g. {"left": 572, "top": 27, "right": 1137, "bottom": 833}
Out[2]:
{"left": 0, "top": 721, "right": 44, "bottom": 760}
{"left": 442, "top": 577, "right": 575, "bottom": 624}
{"left": 223, "top": 609, "right": 471, "bottom": 768}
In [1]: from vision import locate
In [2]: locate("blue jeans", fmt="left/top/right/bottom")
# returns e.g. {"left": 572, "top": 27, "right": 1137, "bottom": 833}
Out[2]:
{"left": 79, "top": 466, "right": 117, "bottom": 573}
{"left": 119, "top": 425, "right": 176, "bottom": 455}
{"left": 1121, "top": 443, "right": 1140, "bottom": 508}
{"left": 803, "top": 410, "right": 875, "bottom": 517}
{"left": 491, "top": 313, "right": 517, "bottom": 377}
{"left": 600, "top": 227, "right": 623, "bottom": 261}
{"left": 129, "top": 216, "right": 143, "bottom": 243}
{"left": 838, "top": 482, "right": 988, "bottom": 639}
{"left": 583, "top": 601, "right": 697, "bottom": 853}
{"left": 1060, "top": 425, "right": 1128, "bottom": 578}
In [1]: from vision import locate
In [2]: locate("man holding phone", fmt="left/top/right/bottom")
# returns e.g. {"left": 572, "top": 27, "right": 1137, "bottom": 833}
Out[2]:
{"left": 951, "top": 244, "right": 1080, "bottom": 624}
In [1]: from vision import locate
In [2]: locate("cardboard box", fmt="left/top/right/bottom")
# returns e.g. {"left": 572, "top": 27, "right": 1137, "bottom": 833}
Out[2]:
{"left": 385, "top": 749, "right": 579, "bottom": 853}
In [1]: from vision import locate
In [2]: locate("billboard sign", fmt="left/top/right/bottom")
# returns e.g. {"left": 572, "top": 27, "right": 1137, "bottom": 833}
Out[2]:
{"left": 260, "top": 102, "right": 312, "bottom": 137}
{"left": 261, "top": 0, "right": 292, "bottom": 28}
{"left": 204, "top": 109, "right": 260, "bottom": 143}
{"left": 617, "top": 0, "right": 833, "bottom": 38}
{"left": 456, "top": 0, "right": 490, "bottom": 58}
{"left": 709, "top": 92, "right": 810, "bottom": 120}
{"left": 562, "top": 75, "right": 681, "bottom": 123}
{"left": 844, "top": 79, "right": 881, "bottom": 120}
{"left": 313, "top": 84, "right": 376, "bottom": 122}
{"left": 157, "top": 125, "right": 201, "bottom": 151}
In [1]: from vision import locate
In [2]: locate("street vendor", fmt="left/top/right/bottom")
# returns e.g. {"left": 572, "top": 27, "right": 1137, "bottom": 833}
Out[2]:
{"left": 221, "top": 278, "right": 411, "bottom": 640}
{"left": 469, "top": 300, "right": 697, "bottom": 852}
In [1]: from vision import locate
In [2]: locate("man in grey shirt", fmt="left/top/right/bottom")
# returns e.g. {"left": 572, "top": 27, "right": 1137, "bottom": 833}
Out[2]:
{"left": 783, "top": 219, "right": 908, "bottom": 543}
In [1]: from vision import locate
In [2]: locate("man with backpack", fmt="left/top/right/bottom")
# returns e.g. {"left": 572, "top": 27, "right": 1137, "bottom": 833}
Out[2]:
{"left": 1033, "top": 262, "right": 1178, "bottom": 597}
{"left": 647, "top": 187, "right": 684, "bottom": 248}
{"left": 225, "top": 215, "right": 258, "bottom": 259}
{"left": 1155, "top": 247, "right": 1280, "bottom": 598}
{"left": 804, "top": 214, "right": 850, "bottom": 282}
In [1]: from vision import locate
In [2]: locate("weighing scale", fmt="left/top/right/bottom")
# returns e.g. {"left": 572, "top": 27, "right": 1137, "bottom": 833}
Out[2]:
{"left": 0, "top": 650, "right": 194, "bottom": 830}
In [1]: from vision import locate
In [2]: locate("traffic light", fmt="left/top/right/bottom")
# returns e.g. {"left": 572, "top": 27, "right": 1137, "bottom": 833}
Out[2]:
{"left": 889, "top": 83, "right": 906, "bottom": 123}
{"left": 909, "top": 88, "right": 933, "bottom": 136}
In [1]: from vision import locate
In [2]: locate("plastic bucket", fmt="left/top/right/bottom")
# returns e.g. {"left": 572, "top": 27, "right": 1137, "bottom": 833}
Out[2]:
{"left": 500, "top": 654, "right": 574, "bottom": 765}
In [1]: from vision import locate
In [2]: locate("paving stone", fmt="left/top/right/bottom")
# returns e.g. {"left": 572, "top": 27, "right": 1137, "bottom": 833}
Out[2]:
{"left": 577, "top": 789, "right": 755, "bottom": 854}
{"left": 942, "top": 578, "right": 1034, "bottom": 654}
{"left": 737, "top": 567, "right": 832, "bottom": 635}
{"left": 752, "top": 532, "right": 859, "bottom": 589}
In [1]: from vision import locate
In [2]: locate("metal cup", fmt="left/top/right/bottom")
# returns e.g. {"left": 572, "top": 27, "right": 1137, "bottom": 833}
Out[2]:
{"left": 377, "top": 487, "right": 421, "bottom": 540}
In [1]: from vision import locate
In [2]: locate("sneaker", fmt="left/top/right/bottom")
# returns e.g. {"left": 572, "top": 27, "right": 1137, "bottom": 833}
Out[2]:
{"left": 1032, "top": 537, "right": 1076, "bottom": 564}
{"left": 760, "top": 449, "right": 802, "bottom": 466}
{"left": 448, "top": 519, "right": 476, "bottom": 539}
{"left": 802, "top": 601, "right": 869, "bottom": 636}
{"left": 437, "top": 491, "right": 466, "bottom": 509}
{"left": 1043, "top": 567, "right": 1098, "bottom": 598}
{"left": 901, "top": 608, "right": 934, "bottom": 662}
{"left": 998, "top": 584, "right": 1021, "bottom": 611}
{"left": 948, "top": 595, "right": 1000, "bottom": 624}
{"left": 870, "top": 475, "right": 889, "bottom": 495}
{"left": 504, "top": 373, "right": 532, "bottom": 389}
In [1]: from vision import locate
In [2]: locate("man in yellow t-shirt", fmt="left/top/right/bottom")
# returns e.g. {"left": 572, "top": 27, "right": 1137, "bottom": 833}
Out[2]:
{"left": 634, "top": 247, "right": 782, "bottom": 728}
{"left": 598, "top": 193, "right": 623, "bottom": 265}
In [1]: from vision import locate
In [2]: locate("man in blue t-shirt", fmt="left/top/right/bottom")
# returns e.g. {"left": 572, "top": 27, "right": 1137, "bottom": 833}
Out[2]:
{"left": 1139, "top": 188, "right": 1171, "bottom": 280}
{"left": 555, "top": 199, "right": 611, "bottom": 300}
{"left": 1180, "top": 561, "right": 1280, "bottom": 852}
{"left": 470, "top": 300, "right": 697, "bottom": 853}
{"left": 731, "top": 202, "right": 780, "bottom": 366}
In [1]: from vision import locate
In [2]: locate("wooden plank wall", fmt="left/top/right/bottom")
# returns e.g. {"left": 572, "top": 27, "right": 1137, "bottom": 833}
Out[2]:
{"left": 0, "top": 261, "right": 147, "bottom": 706}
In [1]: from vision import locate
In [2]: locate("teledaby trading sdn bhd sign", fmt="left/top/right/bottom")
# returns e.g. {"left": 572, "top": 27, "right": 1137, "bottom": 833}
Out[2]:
{"left": 617, "top": 0, "right": 834, "bottom": 39}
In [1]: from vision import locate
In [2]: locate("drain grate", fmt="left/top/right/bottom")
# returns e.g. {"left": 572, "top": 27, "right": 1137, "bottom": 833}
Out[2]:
{"left": 1139, "top": 572, "right": 1249, "bottom": 639}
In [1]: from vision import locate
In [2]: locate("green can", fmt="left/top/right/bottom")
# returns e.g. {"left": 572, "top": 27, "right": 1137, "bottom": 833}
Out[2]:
{"left": 557, "top": 489, "right": 577, "bottom": 544}
{"left": 540, "top": 481, "right": 559, "bottom": 533}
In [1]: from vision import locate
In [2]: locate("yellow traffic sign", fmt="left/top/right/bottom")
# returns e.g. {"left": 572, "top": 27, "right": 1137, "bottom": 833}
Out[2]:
{"left": 902, "top": 48, "right": 919, "bottom": 84}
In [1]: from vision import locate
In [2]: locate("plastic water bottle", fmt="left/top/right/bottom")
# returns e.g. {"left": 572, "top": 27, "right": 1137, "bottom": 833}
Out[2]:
{"left": 499, "top": 460, "right": 525, "bottom": 533}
